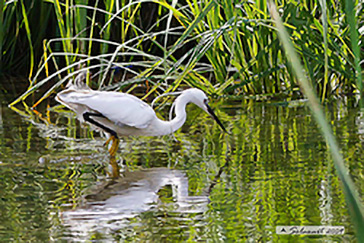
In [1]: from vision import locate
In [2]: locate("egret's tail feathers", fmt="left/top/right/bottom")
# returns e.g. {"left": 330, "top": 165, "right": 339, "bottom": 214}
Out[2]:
{"left": 66, "top": 71, "right": 91, "bottom": 90}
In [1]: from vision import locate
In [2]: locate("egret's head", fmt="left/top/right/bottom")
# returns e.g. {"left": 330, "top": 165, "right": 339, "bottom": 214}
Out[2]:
{"left": 183, "top": 88, "right": 226, "bottom": 132}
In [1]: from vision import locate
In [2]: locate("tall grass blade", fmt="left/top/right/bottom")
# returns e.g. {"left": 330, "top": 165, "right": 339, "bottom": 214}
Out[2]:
{"left": 75, "top": 0, "right": 88, "bottom": 41}
{"left": 0, "top": 0, "right": 4, "bottom": 71}
{"left": 344, "top": 0, "right": 363, "bottom": 107}
{"left": 20, "top": 0, "right": 34, "bottom": 81}
{"left": 319, "top": 0, "right": 329, "bottom": 102}
{"left": 53, "top": 0, "right": 71, "bottom": 67}
{"left": 269, "top": 2, "right": 364, "bottom": 240}
{"left": 165, "top": 0, "right": 217, "bottom": 59}
{"left": 87, "top": 0, "right": 100, "bottom": 68}
{"left": 164, "top": 0, "right": 178, "bottom": 71}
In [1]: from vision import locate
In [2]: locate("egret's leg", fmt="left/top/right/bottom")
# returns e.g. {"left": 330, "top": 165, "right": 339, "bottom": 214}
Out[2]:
{"left": 108, "top": 136, "right": 120, "bottom": 156}
{"left": 108, "top": 155, "right": 120, "bottom": 178}
{"left": 104, "top": 134, "right": 120, "bottom": 156}
{"left": 104, "top": 136, "right": 113, "bottom": 147}
{"left": 83, "top": 112, "right": 120, "bottom": 155}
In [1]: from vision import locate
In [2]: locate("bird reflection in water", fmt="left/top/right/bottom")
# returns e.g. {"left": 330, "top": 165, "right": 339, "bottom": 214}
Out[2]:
{"left": 60, "top": 166, "right": 209, "bottom": 240}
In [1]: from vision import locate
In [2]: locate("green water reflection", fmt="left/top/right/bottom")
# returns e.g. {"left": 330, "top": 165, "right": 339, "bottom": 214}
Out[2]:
{"left": 0, "top": 86, "right": 362, "bottom": 242}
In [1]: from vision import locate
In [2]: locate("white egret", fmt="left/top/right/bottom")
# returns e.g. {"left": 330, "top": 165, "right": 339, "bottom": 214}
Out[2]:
{"left": 56, "top": 74, "right": 226, "bottom": 156}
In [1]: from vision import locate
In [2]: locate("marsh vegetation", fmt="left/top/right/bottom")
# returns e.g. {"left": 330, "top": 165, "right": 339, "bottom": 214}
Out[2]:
{"left": 1, "top": 0, "right": 364, "bottom": 241}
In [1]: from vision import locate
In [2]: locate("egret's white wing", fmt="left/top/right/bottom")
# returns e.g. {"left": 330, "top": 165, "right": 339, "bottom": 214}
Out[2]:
{"left": 57, "top": 90, "right": 156, "bottom": 129}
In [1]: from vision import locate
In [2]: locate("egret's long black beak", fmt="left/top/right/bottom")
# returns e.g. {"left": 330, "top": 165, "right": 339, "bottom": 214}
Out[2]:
{"left": 205, "top": 102, "right": 227, "bottom": 132}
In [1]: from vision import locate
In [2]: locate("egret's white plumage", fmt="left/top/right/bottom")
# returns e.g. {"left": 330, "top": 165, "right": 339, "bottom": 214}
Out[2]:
{"left": 56, "top": 74, "right": 225, "bottom": 155}
{"left": 57, "top": 90, "right": 155, "bottom": 129}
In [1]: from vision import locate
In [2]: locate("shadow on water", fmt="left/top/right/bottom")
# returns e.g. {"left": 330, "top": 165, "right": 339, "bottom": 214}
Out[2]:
{"left": 1, "top": 77, "right": 363, "bottom": 241}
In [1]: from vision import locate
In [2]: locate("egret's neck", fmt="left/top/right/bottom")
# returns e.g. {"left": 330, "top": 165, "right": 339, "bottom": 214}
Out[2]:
{"left": 168, "top": 94, "right": 189, "bottom": 132}
{"left": 154, "top": 94, "right": 189, "bottom": 135}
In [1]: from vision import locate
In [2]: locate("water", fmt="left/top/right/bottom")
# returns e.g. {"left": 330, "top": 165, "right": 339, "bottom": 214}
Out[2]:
{"left": 0, "top": 82, "right": 362, "bottom": 242}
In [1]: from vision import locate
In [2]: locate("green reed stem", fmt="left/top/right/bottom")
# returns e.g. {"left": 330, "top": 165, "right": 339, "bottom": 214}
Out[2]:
{"left": 270, "top": 2, "right": 364, "bottom": 240}
{"left": 319, "top": 0, "right": 329, "bottom": 102}
{"left": 0, "top": 1, "right": 4, "bottom": 71}
{"left": 20, "top": 0, "right": 34, "bottom": 80}
{"left": 345, "top": 0, "right": 363, "bottom": 107}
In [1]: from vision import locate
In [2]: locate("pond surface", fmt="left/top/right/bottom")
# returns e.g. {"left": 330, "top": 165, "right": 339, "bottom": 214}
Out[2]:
{"left": 0, "top": 82, "right": 363, "bottom": 242}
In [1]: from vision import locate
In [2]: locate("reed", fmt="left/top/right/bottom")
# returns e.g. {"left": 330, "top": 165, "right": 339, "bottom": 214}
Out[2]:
{"left": 0, "top": 1, "right": 54, "bottom": 76}
{"left": 6, "top": 0, "right": 362, "bottom": 107}
{"left": 0, "top": 0, "right": 4, "bottom": 71}
{"left": 344, "top": 0, "right": 363, "bottom": 106}
{"left": 269, "top": 2, "right": 364, "bottom": 240}
{"left": 318, "top": 0, "right": 329, "bottom": 102}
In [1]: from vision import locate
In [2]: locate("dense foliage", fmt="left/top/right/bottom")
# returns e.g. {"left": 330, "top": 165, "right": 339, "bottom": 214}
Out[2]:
{"left": 1, "top": 0, "right": 363, "bottom": 102}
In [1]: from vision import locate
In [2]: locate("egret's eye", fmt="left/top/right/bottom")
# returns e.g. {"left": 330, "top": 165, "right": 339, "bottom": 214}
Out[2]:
{"left": 203, "top": 98, "right": 208, "bottom": 104}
